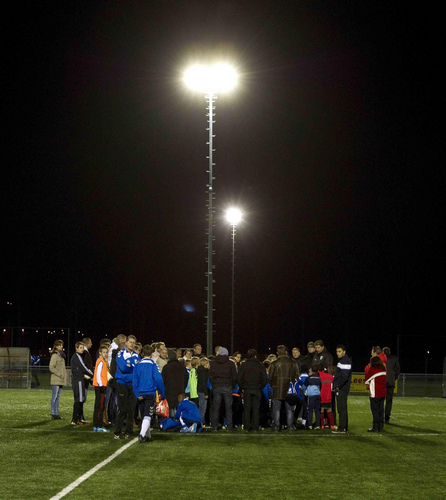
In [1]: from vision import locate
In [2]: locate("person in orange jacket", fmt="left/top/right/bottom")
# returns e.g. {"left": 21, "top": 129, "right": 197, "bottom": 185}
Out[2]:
{"left": 93, "top": 344, "right": 110, "bottom": 432}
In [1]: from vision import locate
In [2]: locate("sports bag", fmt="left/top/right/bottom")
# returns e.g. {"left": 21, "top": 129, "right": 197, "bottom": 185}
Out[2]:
{"left": 155, "top": 398, "right": 169, "bottom": 419}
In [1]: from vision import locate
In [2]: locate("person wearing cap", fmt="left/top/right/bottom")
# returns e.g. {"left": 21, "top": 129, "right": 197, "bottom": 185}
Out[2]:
{"left": 302, "top": 342, "right": 317, "bottom": 368}
{"left": 209, "top": 347, "right": 237, "bottom": 430}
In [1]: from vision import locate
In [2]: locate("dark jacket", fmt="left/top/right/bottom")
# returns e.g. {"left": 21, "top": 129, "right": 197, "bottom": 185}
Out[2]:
{"left": 333, "top": 353, "right": 352, "bottom": 394}
{"left": 237, "top": 358, "right": 267, "bottom": 390}
{"left": 83, "top": 348, "right": 94, "bottom": 373}
{"left": 197, "top": 365, "right": 209, "bottom": 395}
{"left": 385, "top": 354, "right": 400, "bottom": 386}
{"left": 313, "top": 348, "right": 333, "bottom": 371}
{"left": 300, "top": 353, "right": 314, "bottom": 370}
{"left": 83, "top": 348, "right": 94, "bottom": 386}
{"left": 70, "top": 352, "right": 94, "bottom": 383}
{"left": 209, "top": 355, "right": 237, "bottom": 389}
{"left": 108, "top": 348, "right": 119, "bottom": 388}
{"left": 268, "top": 355, "right": 298, "bottom": 400}
{"left": 162, "top": 359, "right": 189, "bottom": 408}
{"left": 293, "top": 357, "right": 307, "bottom": 372}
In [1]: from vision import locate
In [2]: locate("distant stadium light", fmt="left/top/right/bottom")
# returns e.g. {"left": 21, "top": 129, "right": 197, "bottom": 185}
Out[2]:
{"left": 184, "top": 64, "right": 237, "bottom": 93}
{"left": 226, "top": 208, "right": 242, "bottom": 226}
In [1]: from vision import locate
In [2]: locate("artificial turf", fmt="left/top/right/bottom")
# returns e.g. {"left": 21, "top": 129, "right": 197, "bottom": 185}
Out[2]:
{"left": 0, "top": 390, "right": 445, "bottom": 499}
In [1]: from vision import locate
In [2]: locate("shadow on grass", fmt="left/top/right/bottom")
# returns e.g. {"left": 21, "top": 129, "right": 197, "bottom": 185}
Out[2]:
{"left": 386, "top": 422, "right": 444, "bottom": 435}
{"left": 9, "top": 419, "right": 55, "bottom": 429}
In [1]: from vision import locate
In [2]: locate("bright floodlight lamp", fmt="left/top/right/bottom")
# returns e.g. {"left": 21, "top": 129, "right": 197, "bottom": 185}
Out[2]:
{"left": 226, "top": 208, "right": 242, "bottom": 226}
{"left": 184, "top": 64, "right": 237, "bottom": 93}
{"left": 185, "top": 63, "right": 237, "bottom": 357}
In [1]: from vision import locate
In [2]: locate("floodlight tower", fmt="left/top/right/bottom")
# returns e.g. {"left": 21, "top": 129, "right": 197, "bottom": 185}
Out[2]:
{"left": 226, "top": 208, "right": 242, "bottom": 354}
{"left": 184, "top": 64, "right": 237, "bottom": 356}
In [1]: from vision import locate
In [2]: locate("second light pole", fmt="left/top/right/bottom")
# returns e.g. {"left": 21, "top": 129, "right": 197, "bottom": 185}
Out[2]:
{"left": 226, "top": 208, "right": 242, "bottom": 354}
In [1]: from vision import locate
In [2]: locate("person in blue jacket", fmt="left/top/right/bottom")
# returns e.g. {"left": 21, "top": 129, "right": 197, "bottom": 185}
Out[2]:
{"left": 175, "top": 393, "right": 202, "bottom": 433}
{"left": 303, "top": 366, "right": 321, "bottom": 429}
{"left": 114, "top": 335, "right": 141, "bottom": 440}
{"left": 133, "top": 344, "right": 165, "bottom": 443}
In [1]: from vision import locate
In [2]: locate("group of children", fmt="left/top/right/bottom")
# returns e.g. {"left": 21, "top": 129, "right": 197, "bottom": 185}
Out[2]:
{"left": 286, "top": 363, "right": 336, "bottom": 430}
{"left": 93, "top": 342, "right": 203, "bottom": 441}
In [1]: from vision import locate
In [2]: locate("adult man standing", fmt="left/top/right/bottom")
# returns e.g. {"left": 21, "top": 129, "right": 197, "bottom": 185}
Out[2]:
{"left": 114, "top": 335, "right": 141, "bottom": 439}
{"left": 314, "top": 340, "right": 333, "bottom": 371}
{"left": 209, "top": 347, "right": 237, "bottom": 430}
{"left": 291, "top": 347, "right": 306, "bottom": 371}
{"left": 383, "top": 347, "right": 400, "bottom": 423}
{"left": 193, "top": 343, "right": 202, "bottom": 357}
{"left": 107, "top": 334, "right": 126, "bottom": 425}
{"left": 332, "top": 345, "right": 352, "bottom": 434}
{"left": 156, "top": 345, "right": 169, "bottom": 372}
{"left": 237, "top": 349, "right": 267, "bottom": 432}
{"left": 268, "top": 345, "right": 299, "bottom": 431}
{"left": 162, "top": 349, "right": 189, "bottom": 417}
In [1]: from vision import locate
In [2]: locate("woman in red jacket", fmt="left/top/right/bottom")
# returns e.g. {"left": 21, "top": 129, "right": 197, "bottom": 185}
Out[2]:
{"left": 364, "top": 356, "right": 387, "bottom": 432}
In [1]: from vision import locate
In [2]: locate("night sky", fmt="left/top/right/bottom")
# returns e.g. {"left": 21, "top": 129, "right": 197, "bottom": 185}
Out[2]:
{"left": 2, "top": 2, "right": 444, "bottom": 372}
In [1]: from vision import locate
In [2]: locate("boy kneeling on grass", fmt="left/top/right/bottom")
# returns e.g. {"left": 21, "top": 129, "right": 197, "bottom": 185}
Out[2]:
{"left": 132, "top": 345, "right": 166, "bottom": 443}
{"left": 176, "top": 393, "right": 202, "bottom": 433}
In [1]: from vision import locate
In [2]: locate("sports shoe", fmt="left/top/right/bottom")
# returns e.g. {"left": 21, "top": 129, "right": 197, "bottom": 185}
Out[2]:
{"left": 189, "top": 423, "right": 198, "bottom": 434}
{"left": 96, "top": 427, "right": 110, "bottom": 433}
{"left": 114, "top": 433, "right": 124, "bottom": 440}
{"left": 52, "top": 415, "right": 63, "bottom": 420}
{"left": 330, "top": 425, "right": 335, "bottom": 430}
{"left": 80, "top": 419, "right": 89, "bottom": 424}
{"left": 124, "top": 433, "right": 133, "bottom": 439}
{"left": 180, "top": 426, "right": 190, "bottom": 433}
{"left": 321, "top": 424, "right": 325, "bottom": 429}
{"left": 332, "top": 428, "right": 346, "bottom": 434}
{"left": 138, "top": 434, "right": 146, "bottom": 443}
{"left": 313, "top": 426, "right": 320, "bottom": 430}
{"left": 93, "top": 427, "right": 98, "bottom": 432}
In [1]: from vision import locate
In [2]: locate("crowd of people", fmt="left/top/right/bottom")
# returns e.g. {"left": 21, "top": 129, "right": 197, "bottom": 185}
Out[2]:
{"left": 48, "top": 336, "right": 400, "bottom": 442}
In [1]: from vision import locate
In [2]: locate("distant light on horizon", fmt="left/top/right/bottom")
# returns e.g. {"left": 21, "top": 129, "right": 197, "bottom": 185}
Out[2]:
{"left": 183, "top": 304, "right": 195, "bottom": 313}
{"left": 184, "top": 64, "right": 237, "bottom": 93}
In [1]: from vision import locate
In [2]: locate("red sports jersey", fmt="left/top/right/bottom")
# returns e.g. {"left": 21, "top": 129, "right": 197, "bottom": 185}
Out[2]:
{"left": 318, "top": 371, "right": 334, "bottom": 404}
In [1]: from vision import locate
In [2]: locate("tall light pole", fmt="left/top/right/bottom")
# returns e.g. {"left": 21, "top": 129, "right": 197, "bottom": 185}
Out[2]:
{"left": 226, "top": 208, "right": 242, "bottom": 355}
{"left": 184, "top": 64, "right": 237, "bottom": 356}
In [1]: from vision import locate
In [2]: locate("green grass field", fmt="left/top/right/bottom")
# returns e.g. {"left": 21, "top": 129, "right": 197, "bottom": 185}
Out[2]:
{"left": 0, "top": 390, "right": 445, "bottom": 500}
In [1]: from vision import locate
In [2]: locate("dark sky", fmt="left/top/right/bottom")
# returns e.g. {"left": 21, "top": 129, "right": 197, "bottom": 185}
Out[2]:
{"left": 2, "top": 2, "right": 444, "bottom": 371}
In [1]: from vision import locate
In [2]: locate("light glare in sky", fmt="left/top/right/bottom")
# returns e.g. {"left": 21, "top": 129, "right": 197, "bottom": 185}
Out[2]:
{"left": 184, "top": 64, "right": 237, "bottom": 93}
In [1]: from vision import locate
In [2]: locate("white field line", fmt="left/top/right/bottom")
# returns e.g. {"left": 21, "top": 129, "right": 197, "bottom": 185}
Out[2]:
{"left": 49, "top": 437, "right": 138, "bottom": 500}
